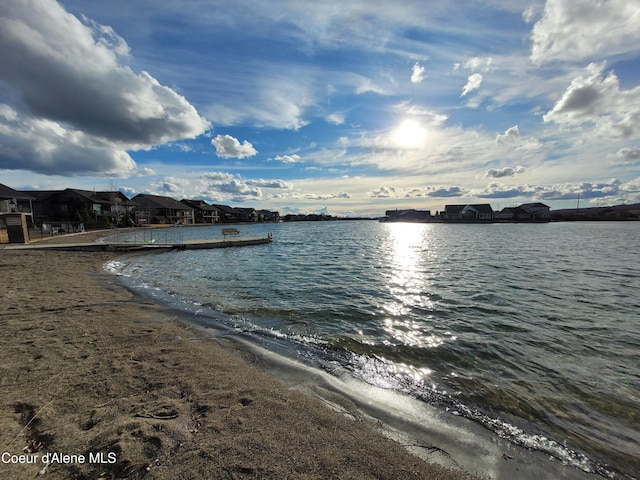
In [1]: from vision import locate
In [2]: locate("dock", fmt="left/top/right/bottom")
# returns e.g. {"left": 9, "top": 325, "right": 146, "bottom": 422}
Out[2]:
{"left": 3, "top": 234, "right": 273, "bottom": 252}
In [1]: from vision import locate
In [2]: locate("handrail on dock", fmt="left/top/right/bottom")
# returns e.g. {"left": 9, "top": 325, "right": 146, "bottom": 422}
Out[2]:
{"left": 105, "top": 228, "right": 184, "bottom": 246}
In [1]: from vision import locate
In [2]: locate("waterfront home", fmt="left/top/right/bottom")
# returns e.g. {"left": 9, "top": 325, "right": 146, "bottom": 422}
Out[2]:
{"left": 495, "top": 207, "right": 531, "bottom": 221}
{"left": 444, "top": 204, "right": 494, "bottom": 222}
{"left": 181, "top": 199, "right": 221, "bottom": 224}
{"left": 520, "top": 202, "right": 551, "bottom": 220}
{"left": 381, "top": 209, "right": 432, "bottom": 222}
{"left": 16, "top": 188, "right": 135, "bottom": 229}
{"left": 132, "top": 194, "right": 195, "bottom": 225}
{"left": 0, "top": 183, "right": 34, "bottom": 219}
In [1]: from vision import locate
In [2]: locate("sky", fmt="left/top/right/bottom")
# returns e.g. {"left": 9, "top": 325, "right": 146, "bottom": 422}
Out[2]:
{"left": 1, "top": 0, "right": 640, "bottom": 217}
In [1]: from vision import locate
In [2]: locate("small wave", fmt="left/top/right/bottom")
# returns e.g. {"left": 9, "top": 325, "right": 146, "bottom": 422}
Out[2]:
{"left": 103, "top": 260, "right": 127, "bottom": 276}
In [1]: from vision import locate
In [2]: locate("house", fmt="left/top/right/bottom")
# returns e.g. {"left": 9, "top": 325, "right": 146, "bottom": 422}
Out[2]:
{"left": 381, "top": 209, "right": 432, "bottom": 222}
{"left": 211, "top": 204, "right": 241, "bottom": 223}
{"left": 18, "top": 188, "right": 136, "bottom": 229}
{"left": 495, "top": 207, "right": 531, "bottom": 222}
{"left": 257, "top": 209, "right": 280, "bottom": 222}
{"left": 181, "top": 199, "right": 220, "bottom": 223}
{"left": 520, "top": 202, "right": 551, "bottom": 220}
{"left": 444, "top": 204, "right": 494, "bottom": 222}
{"left": 132, "top": 194, "right": 194, "bottom": 225}
{"left": 0, "top": 183, "right": 34, "bottom": 219}
{"left": 235, "top": 207, "right": 258, "bottom": 222}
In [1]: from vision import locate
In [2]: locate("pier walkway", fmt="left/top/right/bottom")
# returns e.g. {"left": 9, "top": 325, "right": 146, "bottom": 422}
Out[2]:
{"left": 3, "top": 232, "right": 273, "bottom": 252}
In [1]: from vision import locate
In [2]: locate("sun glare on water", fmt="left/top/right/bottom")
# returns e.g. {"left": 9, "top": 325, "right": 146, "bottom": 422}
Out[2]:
{"left": 393, "top": 119, "right": 426, "bottom": 148}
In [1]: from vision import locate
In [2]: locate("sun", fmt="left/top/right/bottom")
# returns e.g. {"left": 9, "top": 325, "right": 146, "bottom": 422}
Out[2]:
{"left": 393, "top": 119, "right": 426, "bottom": 148}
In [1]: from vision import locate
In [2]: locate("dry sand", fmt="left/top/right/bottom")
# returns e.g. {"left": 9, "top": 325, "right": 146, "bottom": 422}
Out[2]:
{"left": 0, "top": 231, "right": 478, "bottom": 480}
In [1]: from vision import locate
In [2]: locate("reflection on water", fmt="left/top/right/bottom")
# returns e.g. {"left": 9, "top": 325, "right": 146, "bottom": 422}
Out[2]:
{"left": 114, "top": 221, "right": 640, "bottom": 478}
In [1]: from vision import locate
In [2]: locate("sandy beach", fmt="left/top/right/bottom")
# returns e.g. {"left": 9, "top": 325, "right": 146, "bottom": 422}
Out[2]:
{"left": 0, "top": 231, "right": 477, "bottom": 480}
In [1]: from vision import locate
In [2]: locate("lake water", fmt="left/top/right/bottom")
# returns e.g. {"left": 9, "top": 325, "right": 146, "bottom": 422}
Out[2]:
{"left": 107, "top": 221, "right": 639, "bottom": 478}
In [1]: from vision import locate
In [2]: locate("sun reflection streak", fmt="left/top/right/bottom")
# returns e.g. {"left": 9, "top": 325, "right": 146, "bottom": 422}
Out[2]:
{"left": 383, "top": 318, "right": 446, "bottom": 348}
{"left": 376, "top": 223, "right": 457, "bottom": 352}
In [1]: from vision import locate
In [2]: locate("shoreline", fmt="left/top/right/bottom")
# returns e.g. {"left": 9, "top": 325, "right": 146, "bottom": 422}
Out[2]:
{"left": 0, "top": 232, "right": 477, "bottom": 480}
{"left": 0, "top": 231, "right": 598, "bottom": 479}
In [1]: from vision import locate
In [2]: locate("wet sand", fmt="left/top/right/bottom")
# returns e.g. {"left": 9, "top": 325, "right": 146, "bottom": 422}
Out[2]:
{"left": 0, "top": 231, "right": 477, "bottom": 480}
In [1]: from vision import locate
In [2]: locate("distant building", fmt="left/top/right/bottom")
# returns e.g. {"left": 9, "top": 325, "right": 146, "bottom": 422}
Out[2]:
{"left": 519, "top": 202, "right": 550, "bottom": 220}
{"left": 495, "top": 207, "right": 531, "bottom": 221}
{"left": 257, "top": 209, "right": 280, "bottom": 222}
{"left": 211, "top": 204, "right": 241, "bottom": 223}
{"left": 381, "top": 209, "right": 432, "bottom": 222}
{"left": 181, "top": 199, "right": 220, "bottom": 223}
{"left": 132, "top": 194, "right": 194, "bottom": 225}
{"left": 444, "top": 204, "right": 494, "bottom": 222}
{"left": 0, "top": 183, "right": 34, "bottom": 220}
{"left": 19, "top": 188, "right": 135, "bottom": 228}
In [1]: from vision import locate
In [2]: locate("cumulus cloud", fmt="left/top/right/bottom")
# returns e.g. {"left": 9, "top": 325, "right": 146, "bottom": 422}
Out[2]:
{"left": 461, "top": 73, "right": 483, "bottom": 96}
{"left": 0, "top": 0, "right": 209, "bottom": 176}
{"left": 274, "top": 154, "right": 302, "bottom": 163}
{"left": 530, "top": 0, "right": 640, "bottom": 65}
{"left": 216, "top": 179, "right": 262, "bottom": 198}
{"left": 543, "top": 63, "right": 640, "bottom": 138}
{"left": 246, "top": 179, "right": 293, "bottom": 189}
{"left": 270, "top": 191, "right": 351, "bottom": 200}
{"left": 119, "top": 186, "right": 136, "bottom": 197}
{"left": 496, "top": 125, "right": 521, "bottom": 143}
{"left": 411, "top": 62, "right": 426, "bottom": 84}
{"left": 211, "top": 134, "right": 258, "bottom": 158}
{"left": 611, "top": 147, "right": 640, "bottom": 164}
{"left": 485, "top": 166, "right": 526, "bottom": 178}
{"left": 201, "top": 173, "right": 261, "bottom": 202}
{"left": 304, "top": 191, "right": 351, "bottom": 200}
{"left": 475, "top": 179, "right": 624, "bottom": 200}
{"left": 369, "top": 185, "right": 466, "bottom": 198}
{"left": 369, "top": 186, "right": 398, "bottom": 198}
{"left": 136, "top": 167, "right": 156, "bottom": 176}
{"left": 149, "top": 176, "right": 191, "bottom": 195}
{"left": 202, "top": 171, "right": 235, "bottom": 183}
{"left": 199, "top": 171, "right": 292, "bottom": 202}
{"left": 0, "top": 106, "right": 137, "bottom": 176}
{"left": 401, "top": 186, "right": 467, "bottom": 198}
{"left": 463, "top": 57, "right": 493, "bottom": 73}
{"left": 424, "top": 186, "right": 467, "bottom": 197}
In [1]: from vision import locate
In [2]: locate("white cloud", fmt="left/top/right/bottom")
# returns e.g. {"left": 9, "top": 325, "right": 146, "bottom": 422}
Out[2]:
{"left": 119, "top": 186, "right": 136, "bottom": 198}
{"left": 485, "top": 166, "right": 527, "bottom": 178}
{"left": 246, "top": 179, "right": 293, "bottom": 189}
{"left": 530, "top": 0, "right": 640, "bottom": 65}
{"left": 136, "top": 167, "right": 156, "bottom": 176}
{"left": 199, "top": 171, "right": 292, "bottom": 202}
{"left": 270, "top": 191, "right": 351, "bottom": 200}
{"left": 202, "top": 171, "right": 235, "bottom": 183}
{"left": 522, "top": 6, "right": 538, "bottom": 24}
{"left": 475, "top": 179, "right": 624, "bottom": 200}
{"left": 368, "top": 185, "right": 466, "bottom": 198}
{"left": 149, "top": 176, "right": 191, "bottom": 196}
{"left": 216, "top": 179, "right": 262, "bottom": 199}
{"left": 543, "top": 63, "right": 640, "bottom": 138}
{"left": 611, "top": 147, "right": 640, "bottom": 164}
{"left": 0, "top": 0, "right": 208, "bottom": 176}
{"left": 464, "top": 56, "right": 493, "bottom": 73}
{"left": 274, "top": 154, "right": 302, "bottom": 163}
{"left": 411, "top": 62, "right": 426, "bottom": 84}
{"left": 496, "top": 125, "right": 521, "bottom": 143}
{"left": 211, "top": 134, "right": 258, "bottom": 158}
{"left": 461, "top": 73, "right": 483, "bottom": 96}
{"left": 0, "top": 108, "right": 136, "bottom": 176}
{"left": 326, "top": 113, "right": 345, "bottom": 125}
{"left": 368, "top": 186, "right": 398, "bottom": 198}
